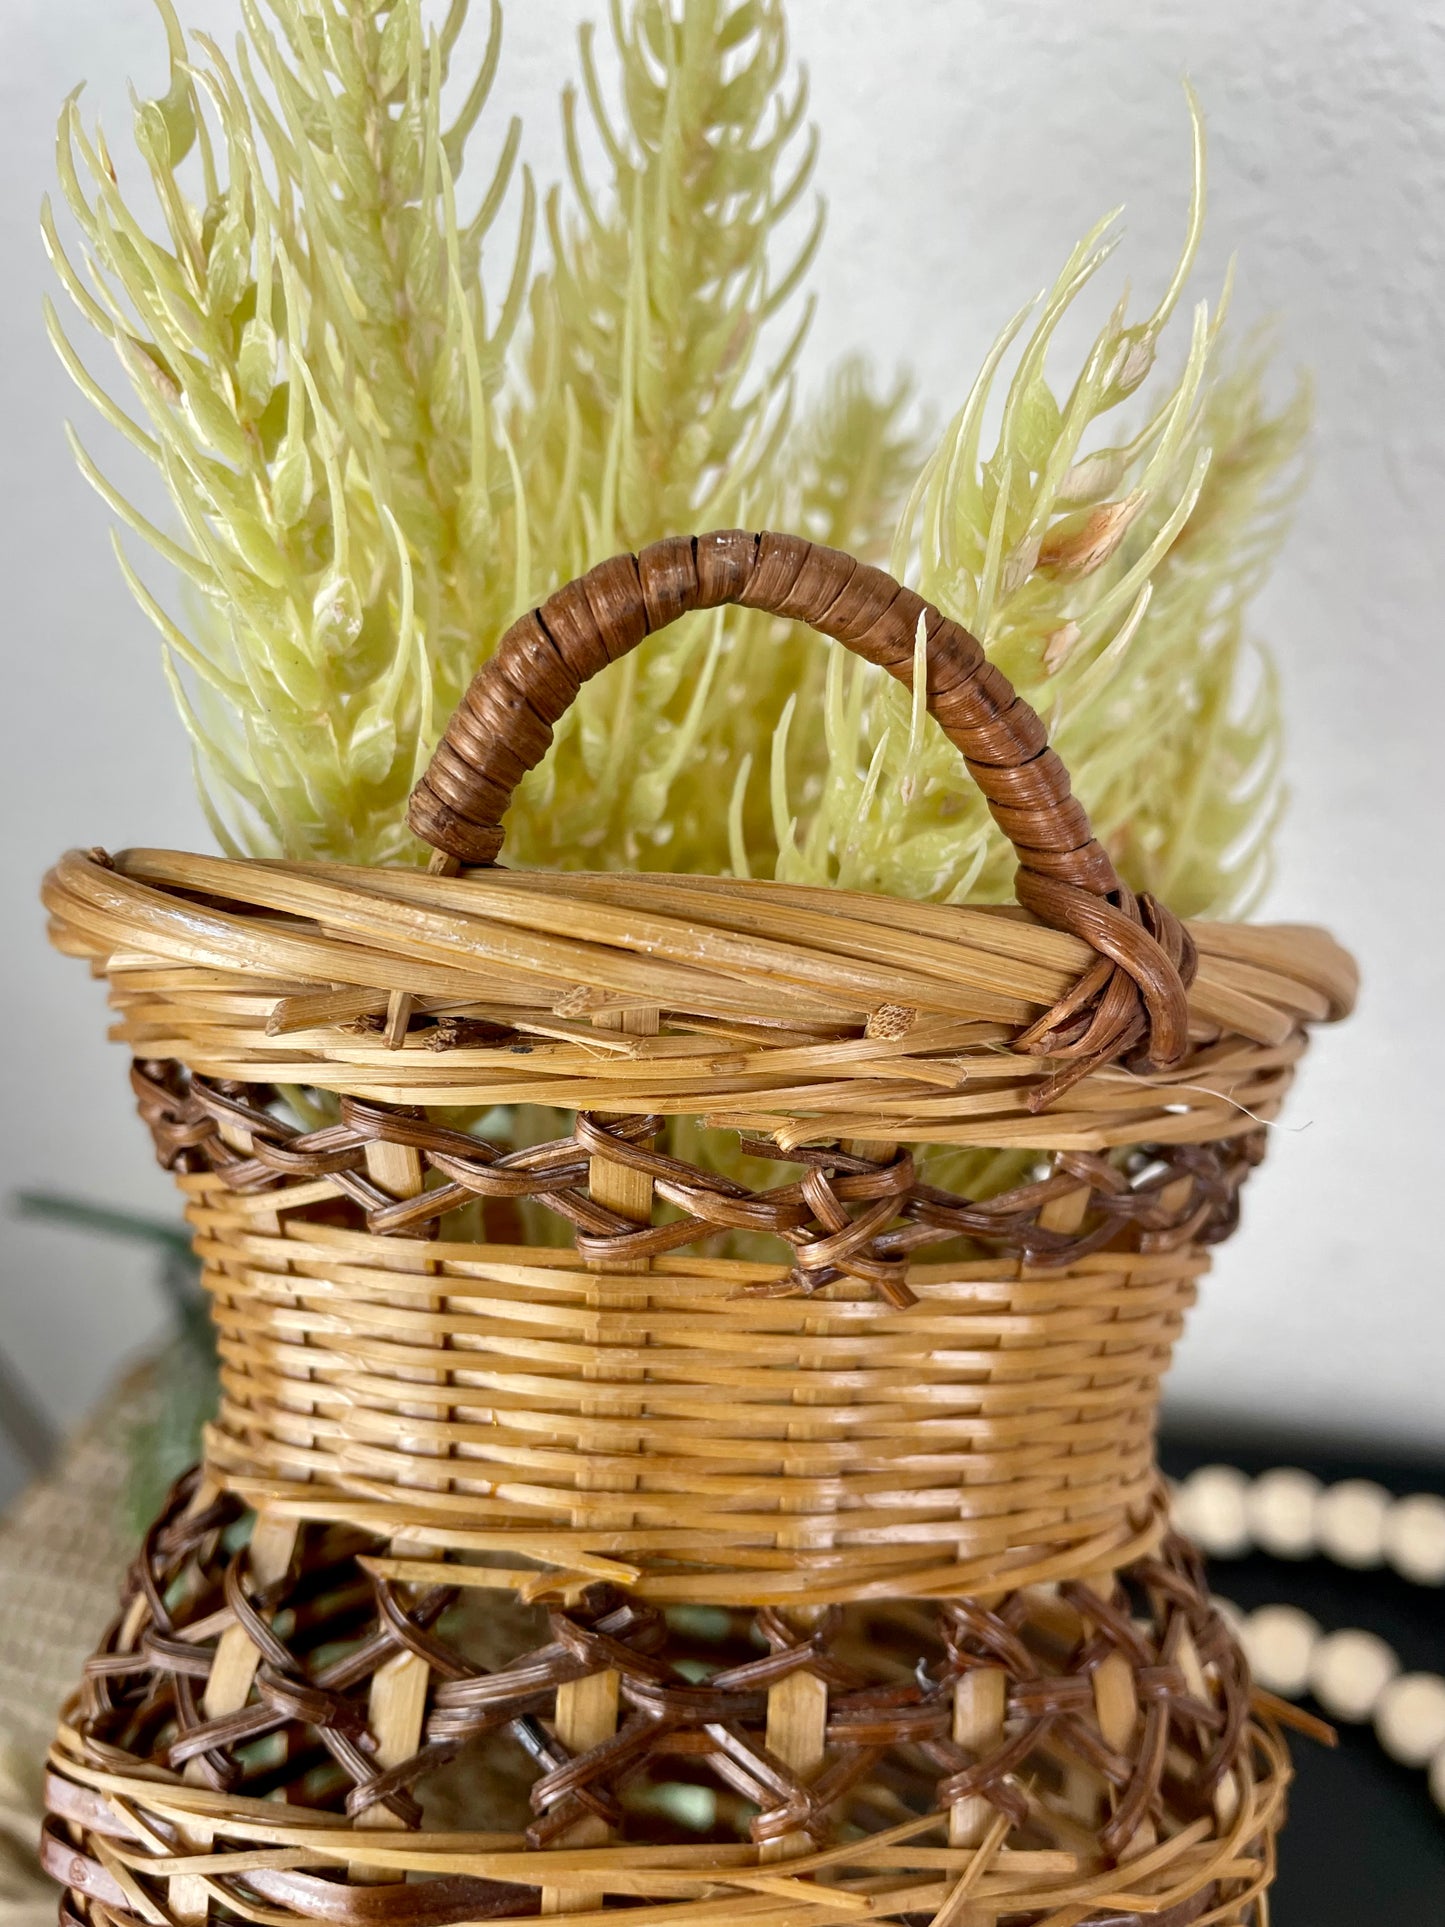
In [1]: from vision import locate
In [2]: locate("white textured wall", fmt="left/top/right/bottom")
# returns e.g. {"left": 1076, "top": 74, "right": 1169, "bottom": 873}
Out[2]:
{"left": 1, "top": 0, "right": 1441, "bottom": 1499}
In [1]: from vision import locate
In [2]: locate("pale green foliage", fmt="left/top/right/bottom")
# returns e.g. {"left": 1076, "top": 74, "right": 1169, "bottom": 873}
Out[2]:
{"left": 525, "top": 0, "right": 821, "bottom": 564}
{"left": 46, "top": 0, "right": 538, "bottom": 862}
{"left": 46, "top": 0, "right": 917, "bottom": 869}
{"left": 47, "top": 9, "right": 1299, "bottom": 927}
{"left": 766, "top": 100, "right": 1303, "bottom": 922}
{"left": 503, "top": 0, "right": 920, "bottom": 872}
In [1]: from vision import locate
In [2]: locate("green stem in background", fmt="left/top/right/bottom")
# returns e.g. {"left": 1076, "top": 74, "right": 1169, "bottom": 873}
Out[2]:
{"left": 11, "top": 1192, "right": 215, "bottom": 1521}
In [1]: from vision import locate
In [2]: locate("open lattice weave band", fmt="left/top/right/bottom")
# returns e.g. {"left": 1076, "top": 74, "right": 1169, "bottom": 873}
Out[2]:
{"left": 46, "top": 1473, "right": 1291, "bottom": 1927}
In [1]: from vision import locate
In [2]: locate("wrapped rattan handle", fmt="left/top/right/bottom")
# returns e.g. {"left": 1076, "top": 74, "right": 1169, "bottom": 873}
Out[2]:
{"left": 409, "top": 530, "right": 1194, "bottom": 1073}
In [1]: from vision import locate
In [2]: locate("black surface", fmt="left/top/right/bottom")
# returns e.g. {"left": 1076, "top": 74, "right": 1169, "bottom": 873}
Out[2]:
{"left": 1159, "top": 1427, "right": 1445, "bottom": 1926}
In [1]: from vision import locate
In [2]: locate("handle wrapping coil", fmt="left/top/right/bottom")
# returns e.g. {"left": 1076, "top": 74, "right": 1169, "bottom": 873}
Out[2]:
{"left": 409, "top": 530, "right": 1194, "bottom": 1081}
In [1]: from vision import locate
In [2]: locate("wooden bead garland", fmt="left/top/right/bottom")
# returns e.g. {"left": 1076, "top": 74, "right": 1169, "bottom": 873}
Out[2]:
{"left": 1172, "top": 1466, "right": 1445, "bottom": 1819}
{"left": 1173, "top": 1465, "right": 1445, "bottom": 1584}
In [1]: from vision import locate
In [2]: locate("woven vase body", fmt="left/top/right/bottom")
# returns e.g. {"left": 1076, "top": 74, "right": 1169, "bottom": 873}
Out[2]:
{"left": 40, "top": 532, "right": 1356, "bottom": 1927}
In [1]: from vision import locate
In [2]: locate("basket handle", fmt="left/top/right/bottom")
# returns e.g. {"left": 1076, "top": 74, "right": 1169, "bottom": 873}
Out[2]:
{"left": 408, "top": 530, "right": 1194, "bottom": 1074}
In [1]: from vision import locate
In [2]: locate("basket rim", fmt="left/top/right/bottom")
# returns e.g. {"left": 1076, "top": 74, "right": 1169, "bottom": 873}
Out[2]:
{"left": 43, "top": 844, "right": 1355, "bottom": 1152}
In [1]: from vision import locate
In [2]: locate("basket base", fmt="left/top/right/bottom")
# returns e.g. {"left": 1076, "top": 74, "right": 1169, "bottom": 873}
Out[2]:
{"left": 43, "top": 1472, "right": 1287, "bottom": 1925}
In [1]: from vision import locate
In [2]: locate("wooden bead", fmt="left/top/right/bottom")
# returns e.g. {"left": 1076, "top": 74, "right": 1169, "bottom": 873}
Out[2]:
{"left": 1242, "top": 1606, "right": 1319, "bottom": 1699}
{"left": 1431, "top": 1743, "right": 1445, "bottom": 1814}
{"left": 1176, "top": 1464, "right": 1251, "bottom": 1558}
{"left": 1314, "top": 1478, "right": 1391, "bottom": 1569}
{"left": 1375, "top": 1673, "right": 1445, "bottom": 1769}
{"left": 1245, "top": 1467, "right": 1321, "bottom": 1560}
{"left": 1382, "top": 1492, "right": 1445, "bottom": 1586}
{"left": 1308, "top": 1628, "right": 1398, "bottom": 1724}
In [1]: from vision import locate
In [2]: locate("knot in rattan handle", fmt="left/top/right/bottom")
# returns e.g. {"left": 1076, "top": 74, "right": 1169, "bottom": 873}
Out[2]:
{"left": 408, "top": 530, "right": 1194, "bottom": 1080}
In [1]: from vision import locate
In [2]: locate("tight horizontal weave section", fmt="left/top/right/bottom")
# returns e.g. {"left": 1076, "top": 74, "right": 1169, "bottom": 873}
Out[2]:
{"left": 43, "top": 1474, "right": 1285, "bottom": 1926}
{"left": 179, "top": 1145, "right": 1204, "bottom": 1601}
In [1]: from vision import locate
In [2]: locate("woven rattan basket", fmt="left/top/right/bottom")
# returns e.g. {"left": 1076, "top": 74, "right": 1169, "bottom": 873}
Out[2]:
{"left": 40, "top": 530, "right": 1355, "bottom": 1926}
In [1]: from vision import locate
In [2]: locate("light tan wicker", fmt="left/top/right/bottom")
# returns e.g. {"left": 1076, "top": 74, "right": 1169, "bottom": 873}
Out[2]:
{"left": 39, "top": 532, "right": 1354, "bottom": 1925}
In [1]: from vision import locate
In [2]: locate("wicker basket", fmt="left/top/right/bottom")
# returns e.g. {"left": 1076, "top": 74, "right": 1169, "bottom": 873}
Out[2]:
{"left": 39, "top": 530, "right": 1354, "bottom": 1926}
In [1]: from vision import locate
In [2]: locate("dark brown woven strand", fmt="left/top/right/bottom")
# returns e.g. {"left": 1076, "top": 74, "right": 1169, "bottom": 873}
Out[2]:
{"left": 408, "top": 530, "right": 1197, "bottom": 1084}
{"left": 133, "top": 1060, "right": 1263, "bottom": 1306}
{"left": 44, "top": 1470, "right": 1261, "bottom": 1926}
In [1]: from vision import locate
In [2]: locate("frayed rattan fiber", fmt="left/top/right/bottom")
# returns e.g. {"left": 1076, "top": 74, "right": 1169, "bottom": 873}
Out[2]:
{"left": 40, "top": 532, "right": 1355, "bottom": 1926}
